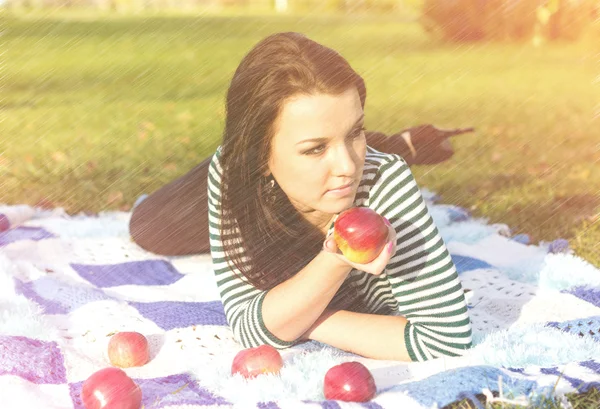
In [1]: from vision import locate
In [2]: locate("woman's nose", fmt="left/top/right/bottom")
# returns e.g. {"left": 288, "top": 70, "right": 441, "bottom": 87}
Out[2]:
{"left": 331, "top": 146, "right": 357, "bottom": 176}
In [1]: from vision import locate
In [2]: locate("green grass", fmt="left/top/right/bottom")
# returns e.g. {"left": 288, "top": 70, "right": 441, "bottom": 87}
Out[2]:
{"left": 0, "top": 8, "right": 599, "bottom": 408}
{"left": 1, "top": 7, "right": 599, "bottom": 272}
{"left": 444, "top": 386, "right": 600, "bottom": 409}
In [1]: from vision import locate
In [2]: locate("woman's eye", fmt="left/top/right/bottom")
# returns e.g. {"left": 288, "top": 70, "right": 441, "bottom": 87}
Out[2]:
{"left": 305, "top": 145, "right": 325, "bottom": 155}
{"left": 353, "top": 127, "right": 367, "bottom": 138}
{"left": 303, "top": 127, "right": 366, "bottom": 156}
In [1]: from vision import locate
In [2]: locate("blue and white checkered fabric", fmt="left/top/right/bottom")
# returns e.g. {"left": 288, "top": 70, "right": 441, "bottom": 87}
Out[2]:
{"left": 1, "top": 190, "right": 598, "bottom": 409}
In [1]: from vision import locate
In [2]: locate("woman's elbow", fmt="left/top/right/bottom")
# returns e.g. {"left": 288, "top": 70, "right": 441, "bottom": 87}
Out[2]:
{"left": 232, "top": 327, "right": 297, "bottom": 351}
{"left": 409, "top": 327, "right": 473, "bottom": 361}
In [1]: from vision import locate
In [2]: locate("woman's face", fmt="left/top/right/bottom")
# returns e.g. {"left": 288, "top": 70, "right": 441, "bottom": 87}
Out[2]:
{"left": 267, "top": 87, "right": 367, "bottom": 231}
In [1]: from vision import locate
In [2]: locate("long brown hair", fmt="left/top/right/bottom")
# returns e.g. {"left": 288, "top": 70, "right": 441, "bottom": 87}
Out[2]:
{"left": 219, "top": 32, "right": 367, "bottom": 292}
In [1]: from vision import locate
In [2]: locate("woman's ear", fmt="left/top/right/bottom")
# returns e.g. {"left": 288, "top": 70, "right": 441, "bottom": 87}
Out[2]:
{"left": 262, "top": 163, "right": 272, "bottom": 178}
{"left": 264, "top": 154, "right": 274, "bottom": 178}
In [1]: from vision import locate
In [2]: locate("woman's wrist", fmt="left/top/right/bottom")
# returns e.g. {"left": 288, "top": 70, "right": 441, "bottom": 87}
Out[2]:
{"left": 319, "top": 248, "right": 353, "bottom": 276}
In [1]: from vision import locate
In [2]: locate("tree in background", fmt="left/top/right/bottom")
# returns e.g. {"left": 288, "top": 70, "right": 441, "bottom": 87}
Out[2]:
{"left": 420, "top": 0, "right": 598, "bottom": 42}
{"left": 542, "top": 0, "right": 598, "bottom": 40}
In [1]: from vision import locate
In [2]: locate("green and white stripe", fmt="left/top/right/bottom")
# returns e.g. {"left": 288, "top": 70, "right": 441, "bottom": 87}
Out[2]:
{"left": 208, "top": 145, "right": 472, "bottom": 360}
{"left": 207, "top": 146, "right": 294, "bottom": 349}
{"left": 362, "top": 149, "right": 472, "bottom": 361}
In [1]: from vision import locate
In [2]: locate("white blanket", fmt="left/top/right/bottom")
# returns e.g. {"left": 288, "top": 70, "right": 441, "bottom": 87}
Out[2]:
{"left": 1, "top": 190, "right": 599, "bottom": 409}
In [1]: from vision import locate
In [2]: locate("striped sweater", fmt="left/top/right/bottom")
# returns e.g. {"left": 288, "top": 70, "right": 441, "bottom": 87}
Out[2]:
{"left": 208, "top": 145, "right": 473, "bottom": 361}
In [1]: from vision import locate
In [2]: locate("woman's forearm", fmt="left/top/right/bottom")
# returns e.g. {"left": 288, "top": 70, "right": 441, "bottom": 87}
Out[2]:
{"left": 261, "top": 251, "right": 353, "bottom": 343}
{"left": 302, "top": 309, "right": 411, "bottom": 361}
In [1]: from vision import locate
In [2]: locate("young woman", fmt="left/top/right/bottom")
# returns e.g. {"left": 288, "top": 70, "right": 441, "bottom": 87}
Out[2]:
{"left": 130, "top": 32, "right": 473, "bottom": 362}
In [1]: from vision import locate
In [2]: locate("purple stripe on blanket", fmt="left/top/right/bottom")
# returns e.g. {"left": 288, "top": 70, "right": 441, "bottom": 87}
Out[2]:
{"left": 0, "top": 336, "right": 67, "bottom": 384}
{"left": 129, "top": 301, "right": 227, "bottom": 330}
{"left": 380, "top": 366, "right": 536, "bottom": 409}
{"left": 541, "top": 366, "right": 600, "bottom": 395}
{"left": 69, "top": 373, "right": 229, "bottom": 408}
{"left": 257, "top": 402, "right": 281, "bottom": 409}
{"left": 71, "top": 260, "right": 184, "bottom": 288}
{"left": 13, "top": 278, "right": 69, "bottom": 314}
{"left": 447, "top": 206, "right": 471, "bottom": 222}
{"left": 564, "top": 286, "right": 600, "bottom": 308}
{"left": 450, "top": 254, "right": 493, "bottom": 274}
{"left": 540, "top": 367, "right": 586, "bottom": 389}
{"left": 580, "top": 360, "right": 600, "bottom": 374}
{"left": 546, "top": 316, "right": 600, "bottom": 342}
{"left": 0, "top": 226, "right": 56, "bottom": 247}
{"left": 14, "top": 277, "right": 112, "bottom": 315}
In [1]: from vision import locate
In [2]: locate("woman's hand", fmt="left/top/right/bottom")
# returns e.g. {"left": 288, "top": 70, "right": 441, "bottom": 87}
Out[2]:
{"left": 322, "top": 218, "right": 397, "bottom": 276}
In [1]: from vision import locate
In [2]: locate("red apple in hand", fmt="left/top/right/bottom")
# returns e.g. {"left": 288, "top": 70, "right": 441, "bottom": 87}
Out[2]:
{"left": 81, "top": 367, "right": 142, "bottom": 409}
{"left": 231, "top": 345, "right": 284, "bottom": 379}
{"left": 324, "top": 361, "right": 377, "bottom": 402}
{"left": 333, "top": 207, "right": 389, "bottom": 264}
{"left": 108, "top": 332, "right": 149, "bottom": 368}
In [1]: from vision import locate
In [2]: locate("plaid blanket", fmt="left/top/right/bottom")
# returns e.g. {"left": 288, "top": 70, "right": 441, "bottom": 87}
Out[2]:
{"left": 1, "top": 190, "right": 599, "bottom": 409}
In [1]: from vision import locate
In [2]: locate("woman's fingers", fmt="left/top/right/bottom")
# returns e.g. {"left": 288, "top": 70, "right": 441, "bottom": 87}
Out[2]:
{"left": 383, "top": 217, "right": 392, "bottom": 228}
{"left": 369, "top": 238, "right": 395, "bottom": 275}
{"left": 322, "top": 218, "right": 397, "bottom": 276}
{"left": 344, "top": 236, "right": 394, "bottom": 276}
{"left": 327, "top": 238, "right": 341, "bottom": 254}
{"left": 363, "top": 223, "right": 397, "bottom": 275}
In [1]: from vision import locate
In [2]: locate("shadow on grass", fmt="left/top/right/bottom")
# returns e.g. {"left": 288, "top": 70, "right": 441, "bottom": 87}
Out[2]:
{"left": 437, "top": 173, "right": 529, "bottom": 201}
{"left": 507, "top": 193, "right": 600, "bottom": 233}
{"left": 438, "top": 175, "right": 600, "bottom": 242}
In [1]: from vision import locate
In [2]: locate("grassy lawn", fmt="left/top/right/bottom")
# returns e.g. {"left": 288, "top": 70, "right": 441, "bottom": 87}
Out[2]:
{"left": 0, "top": 7, "right": 599, "bottom": 407}
{"left": 1, "top": 7, "right": 598, "bottom": 272}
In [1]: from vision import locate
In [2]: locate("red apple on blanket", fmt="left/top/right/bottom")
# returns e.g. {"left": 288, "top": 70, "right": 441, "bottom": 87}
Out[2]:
{"left": 0, "top": 214, "right": 9, "bottom": 232}
{"left": 108, "top": 332, "right": 149, "bottom": 368}
{"left": 81, "top": 367, "right": 142, "bottom": 409}
{"left": 333, "top": 207, "right": 389, "bottom": 264}
{"left": 231, "top": 344, "right": 284, "bottom": 379}
{"left": 323, "top": 361, "right": 377, "bottom": 402}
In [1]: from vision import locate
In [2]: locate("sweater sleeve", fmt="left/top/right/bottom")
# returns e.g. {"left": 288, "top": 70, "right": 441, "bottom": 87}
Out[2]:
{"left": 367, "top": 149, "right": 473, "bottom": 361}
{"left": 207, "top": 147, "right": 295, "bottom": 349}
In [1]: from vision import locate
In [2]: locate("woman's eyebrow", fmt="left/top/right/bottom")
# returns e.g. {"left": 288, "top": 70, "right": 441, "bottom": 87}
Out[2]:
{"left": 296, "top": 114, "right": 365, "bottom": 145}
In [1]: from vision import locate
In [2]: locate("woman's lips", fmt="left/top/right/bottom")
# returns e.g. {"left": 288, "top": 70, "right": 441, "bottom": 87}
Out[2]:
{"left": 327, "top": 181, "right": 354, "bottom": 196}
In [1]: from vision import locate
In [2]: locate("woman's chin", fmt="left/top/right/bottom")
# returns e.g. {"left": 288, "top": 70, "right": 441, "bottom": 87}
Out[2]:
{"left": 324, "top": 195, "right": 355, "bottom": 212}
